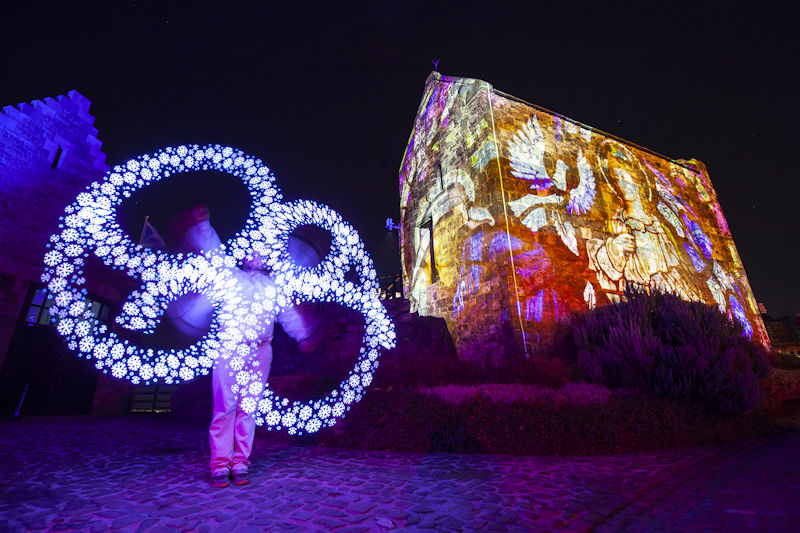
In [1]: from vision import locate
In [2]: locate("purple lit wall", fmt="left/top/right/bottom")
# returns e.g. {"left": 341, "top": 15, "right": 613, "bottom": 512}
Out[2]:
{"left": 0, "top": 91, "right": 108, "bottom": 370}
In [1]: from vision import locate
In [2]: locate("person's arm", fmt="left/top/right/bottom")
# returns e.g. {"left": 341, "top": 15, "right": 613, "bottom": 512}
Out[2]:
{"left": 277, "top": 304, "right": 316, "bottom": 353}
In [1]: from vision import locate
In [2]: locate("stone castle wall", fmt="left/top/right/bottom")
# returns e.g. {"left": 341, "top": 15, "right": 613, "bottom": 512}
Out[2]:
{"left": 398, "top": 76, "right": 519, "bottom": 362}
{"left": 0, "top": 90, "right": 109, "bottom": 369}
{"left": 399, "top": 72, "right": 768, "bottom": 361}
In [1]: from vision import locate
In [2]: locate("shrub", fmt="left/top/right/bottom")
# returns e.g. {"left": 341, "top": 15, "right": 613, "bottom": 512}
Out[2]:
{"left": 573, "top": 289, "right": 770, "bottom": 415}
{"left": 559, "top": 382, "right": 613, "bottom": 406}
{"left": 308, "top": 388, "right": 778, "bottom": 455}
{"left": 372, "top": 351, "right": 571, "bottom": 389}
{"left": 420, "top": 382, "right": 611, "bottom": 407}
{"left": 573, "top": 290, "right": 658, "bottom": 388}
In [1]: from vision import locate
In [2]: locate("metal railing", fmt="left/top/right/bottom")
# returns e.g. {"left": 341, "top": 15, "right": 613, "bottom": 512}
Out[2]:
{"left": 378, "top": 273, "right": 404, "bottom": 300}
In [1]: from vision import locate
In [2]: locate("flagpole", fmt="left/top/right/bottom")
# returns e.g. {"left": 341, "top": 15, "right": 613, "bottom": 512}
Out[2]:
{"left": 138, "top": 215, "right": 150, "bottom": 245}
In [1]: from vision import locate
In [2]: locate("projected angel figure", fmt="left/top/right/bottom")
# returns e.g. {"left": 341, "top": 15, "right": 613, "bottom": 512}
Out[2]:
{"left": 506, "top": 115, "right": 597, "bottom": 256}
{"left": 587, "top": 141, "right": 696, "bottom": 303}
{"left": 501, "top": 115, "right": 600, "bottom": 314}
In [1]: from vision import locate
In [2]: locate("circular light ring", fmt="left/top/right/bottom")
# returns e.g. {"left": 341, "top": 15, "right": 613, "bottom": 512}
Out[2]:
{"left": 43, "top": 144, "right": 396, "bottom": 433}
{"left": 232, "top": 200, "right": 395, "bottom": 434}
{"left": 263, "top": 200, "right": 379, "bottom": 295}
{"left": 42, "top": 144, "right": 281, "bottom": 385}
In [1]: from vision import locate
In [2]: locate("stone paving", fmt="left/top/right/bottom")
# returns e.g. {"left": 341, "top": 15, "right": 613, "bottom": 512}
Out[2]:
{"left": 0, "top": 415, "right": 798, "bottom": 532}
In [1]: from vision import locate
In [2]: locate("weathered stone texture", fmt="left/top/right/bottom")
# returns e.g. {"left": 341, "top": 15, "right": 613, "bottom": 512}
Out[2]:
{"left": 0, "top": 91, "right": 108, "bottom": 281}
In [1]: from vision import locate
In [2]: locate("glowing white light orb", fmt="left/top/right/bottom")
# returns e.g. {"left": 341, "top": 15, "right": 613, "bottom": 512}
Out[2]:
{"left": 44, "top": 144, "right": 396, "bottom": 434}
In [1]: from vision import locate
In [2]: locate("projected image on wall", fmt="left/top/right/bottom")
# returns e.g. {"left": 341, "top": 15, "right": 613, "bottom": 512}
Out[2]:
{"left": 399, "top": 73, "right": 765, "bottom": 360}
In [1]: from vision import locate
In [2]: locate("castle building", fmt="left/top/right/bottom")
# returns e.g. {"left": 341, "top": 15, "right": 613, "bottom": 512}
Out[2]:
{"left": 761, "top": 312, "right": 800, "bottom": 357}
{"left": 0, "top": 79, "right": 776, "bottom": 412}
{"left": 399, "top": 72, "right": 768, "bottom": 362}
{"left": 0, "top": 91, "right": 115, "bottom": 414}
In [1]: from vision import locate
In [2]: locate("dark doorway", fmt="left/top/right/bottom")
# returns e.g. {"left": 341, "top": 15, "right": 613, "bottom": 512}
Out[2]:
{"left": 0, "top": 285, "right": 102, "bottom": 416}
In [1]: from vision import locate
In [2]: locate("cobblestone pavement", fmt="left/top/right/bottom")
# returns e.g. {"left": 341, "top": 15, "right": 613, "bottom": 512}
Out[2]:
{"left": 0, "top": 415, "right": 798, "bottom": 532}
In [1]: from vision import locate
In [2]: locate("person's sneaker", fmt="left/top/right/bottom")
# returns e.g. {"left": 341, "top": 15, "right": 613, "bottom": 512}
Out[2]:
{"left": 210, "top": 469, "right": 230, "bottom": 488}
{"left": 232, "top": 467, "right": 250, "bottom": 486}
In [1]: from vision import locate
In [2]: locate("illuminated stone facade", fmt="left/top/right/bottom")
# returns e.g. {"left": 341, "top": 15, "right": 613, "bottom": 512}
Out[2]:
{"left": 0, "top": 91, "right": 109, "bottom": 370}
{"left": 399, "top": 72, "right": 768, "bottom": 362}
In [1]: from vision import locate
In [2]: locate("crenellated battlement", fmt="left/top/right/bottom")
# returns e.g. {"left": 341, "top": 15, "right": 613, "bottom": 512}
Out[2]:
{"left": 0, "top": 90, "right": 110, "bottom": 372}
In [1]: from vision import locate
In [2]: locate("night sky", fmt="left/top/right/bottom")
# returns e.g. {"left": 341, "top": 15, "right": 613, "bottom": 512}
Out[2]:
{"left": 1, "top": 2, "right": 797, "bottom": 315}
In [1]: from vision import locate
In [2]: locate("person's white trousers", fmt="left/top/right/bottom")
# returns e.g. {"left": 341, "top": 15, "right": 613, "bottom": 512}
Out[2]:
{"left": 209, "top": 335, "right": 273, "bottom": 473}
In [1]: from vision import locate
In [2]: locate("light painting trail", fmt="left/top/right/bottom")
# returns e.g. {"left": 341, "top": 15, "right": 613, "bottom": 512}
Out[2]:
{"left": 42, "top": 144, "right": 396, "bottom": 434}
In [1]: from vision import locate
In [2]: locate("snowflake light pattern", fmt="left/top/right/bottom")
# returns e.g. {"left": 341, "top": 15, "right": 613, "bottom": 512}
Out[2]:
{"left": 42, "top": 144, "right": 396, "bottom": 434}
